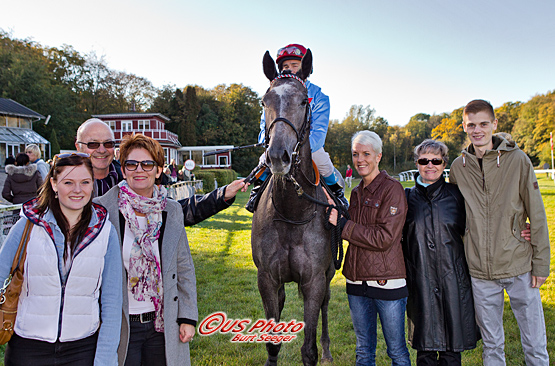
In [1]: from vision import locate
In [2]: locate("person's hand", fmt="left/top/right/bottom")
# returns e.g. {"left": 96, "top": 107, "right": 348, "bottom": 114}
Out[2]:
{"left": 323, "top": 189, "right": 338, "bottom": 226}
{"left": 521, "top": 222, "right": 531, "bottom": 241}
{"left": 179, "top": 324, "right": 195, "bottom": 343}
{"left": 241, "top": 181, "right": 251, "bottom": 193}
{"left": 224, "top": 179, "right": 246, "bottom": 200}
{"left": 532, "top": 275, "right": 548, "bottom": 288}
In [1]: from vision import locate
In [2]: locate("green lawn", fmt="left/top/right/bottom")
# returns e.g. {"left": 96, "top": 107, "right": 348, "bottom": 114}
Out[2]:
{"left": 188, "top": 176, "right": 555, "bottom": 365}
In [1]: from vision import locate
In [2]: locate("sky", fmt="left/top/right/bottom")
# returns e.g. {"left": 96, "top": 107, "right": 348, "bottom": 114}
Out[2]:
{"left": 2, "top": 0, "right": 555, "bottom": 126}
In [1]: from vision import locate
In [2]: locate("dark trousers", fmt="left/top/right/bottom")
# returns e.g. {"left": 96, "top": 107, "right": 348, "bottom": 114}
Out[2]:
{"left": 416, "top": 350, "right": 462, "bottom": 366}
{"left": 124, "top": 320, "right": 166, "bottom": 366}
{"left": 5, "top": 331, "right": 98, "bottom": 366}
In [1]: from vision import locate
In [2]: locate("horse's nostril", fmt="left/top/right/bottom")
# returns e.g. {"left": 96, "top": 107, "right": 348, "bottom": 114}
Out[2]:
{"left": 281, "top": 150, "right": 290, "bottom": 164}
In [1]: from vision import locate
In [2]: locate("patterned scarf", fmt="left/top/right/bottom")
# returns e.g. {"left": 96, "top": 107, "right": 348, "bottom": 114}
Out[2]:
{"left": 118, "top": 180, "right": 168, "bottom": 332}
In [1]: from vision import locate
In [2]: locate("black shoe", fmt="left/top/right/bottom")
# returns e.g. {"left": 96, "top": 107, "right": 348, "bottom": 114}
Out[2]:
{"left": 329, "top": 183, "right": 349, "bottom": 209}
{"left": 245, "top": 180, "right": 262, "bottom": 213}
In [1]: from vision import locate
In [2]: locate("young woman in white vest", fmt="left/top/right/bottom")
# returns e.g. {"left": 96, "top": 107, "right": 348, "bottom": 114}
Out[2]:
{"left": 0, "top": 152, "right": 123, "bottom": 365}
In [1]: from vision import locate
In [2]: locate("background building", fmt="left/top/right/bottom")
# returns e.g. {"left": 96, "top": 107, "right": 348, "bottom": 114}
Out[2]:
{"left": 93, "top": 113, "right": 181, "bottom": 164}
{"left": 0, "top": 98, "right": 50, "bottom": 166}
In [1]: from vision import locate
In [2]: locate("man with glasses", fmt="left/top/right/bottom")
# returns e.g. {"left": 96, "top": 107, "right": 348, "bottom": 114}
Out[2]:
{"left": 75, "top": 118, "right": 123, "bottom": 196}
{"left": 449, "top": 99, "right": 550, "bottom": 365}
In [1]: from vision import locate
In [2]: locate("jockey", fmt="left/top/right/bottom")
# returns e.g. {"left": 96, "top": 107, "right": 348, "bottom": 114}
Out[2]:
{"left": 246, "top": 43, "right": 348, "bottom": 212}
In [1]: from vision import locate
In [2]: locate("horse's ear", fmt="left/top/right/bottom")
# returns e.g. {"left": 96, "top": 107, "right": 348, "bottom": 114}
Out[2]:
{"left": 300, "top": 48, "right": 313, "bottom": 81}
{"left": 263, "top": 51, "right": 278, "bottom": 81}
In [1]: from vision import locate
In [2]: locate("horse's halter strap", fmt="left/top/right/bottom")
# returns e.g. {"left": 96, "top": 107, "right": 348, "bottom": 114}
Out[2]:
{"left": 264, "top": 73, "right": 311, "bottom": 155}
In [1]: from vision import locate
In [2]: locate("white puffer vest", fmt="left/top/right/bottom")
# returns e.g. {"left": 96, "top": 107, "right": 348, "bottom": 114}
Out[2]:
{"left": 14, "top": 222, "right": 111, "bottom": 342}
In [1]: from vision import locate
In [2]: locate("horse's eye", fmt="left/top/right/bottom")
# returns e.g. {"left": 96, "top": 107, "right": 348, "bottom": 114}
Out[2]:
{"left": 301, "top": 98, "right": 308, "bottom": 106}
{"left": 261, "top": 101, "right": 266, "bottom": 107}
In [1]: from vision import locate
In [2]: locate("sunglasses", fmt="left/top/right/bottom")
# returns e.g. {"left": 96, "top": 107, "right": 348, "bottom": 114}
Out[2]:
{"left": 417, "top": 158, "right": 444, "bottom": 166}
{"left": 77, "top": 140, "right": 116, "bottom": 149}
{"left": 124, "top": 160, "right": 157, "bottom": 172}
{"left": 53, "top": 152, "right": 90, "bottom": 166}
{"left": 277, "top": 46, "right": 304, "bottom": 57}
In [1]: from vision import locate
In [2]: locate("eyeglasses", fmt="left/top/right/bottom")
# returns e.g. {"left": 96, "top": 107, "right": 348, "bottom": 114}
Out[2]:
{"left": 53, "top": 152, "right": 90, "bottom": 164}
{"left": 417, "top": 158, "right": 444, "bottom": 166}
{"left": 77, "top": 141, "right": 116, "bottom": 149}
{"left": 277, "top": 45, "right": 304, "bottom": 58}
{"left": 124, "top": 160, "right": 157, "bottom": 171}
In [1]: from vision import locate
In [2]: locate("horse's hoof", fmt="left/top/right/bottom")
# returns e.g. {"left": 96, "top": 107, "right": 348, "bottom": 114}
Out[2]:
{"left": 321, "top": 355, "right": 333, "bottom": 364}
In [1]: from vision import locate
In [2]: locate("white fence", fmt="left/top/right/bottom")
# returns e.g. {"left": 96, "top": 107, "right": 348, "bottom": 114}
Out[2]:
{"left": 398, "top": 169, "right": 555, "bottom": 182}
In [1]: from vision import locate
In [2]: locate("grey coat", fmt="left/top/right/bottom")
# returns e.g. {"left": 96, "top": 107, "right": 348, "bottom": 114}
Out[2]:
{"left": 94, "top": 186, "right": 197, "bottom": 366}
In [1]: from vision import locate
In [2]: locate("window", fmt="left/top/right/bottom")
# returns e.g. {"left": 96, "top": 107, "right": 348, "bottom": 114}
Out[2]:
{"left": 122, "top": 121, "right": 132, "bottom": 132}
{"left": 219, "top": 156, "right": 228, "bottom": 166}
{"left": 19, "top": 118, "right": 31, "bottom": 129}
{"left": 138, "top": 120, "right": 150, "bottom": 130}
{"left": 205, "top": 154, "right": 216, "bottom": 166}
{"left": 7, "top": 116, "right": 18, "bottom": 128}
{"left": 105, "top": 121, "right": 116, "bottom": 131}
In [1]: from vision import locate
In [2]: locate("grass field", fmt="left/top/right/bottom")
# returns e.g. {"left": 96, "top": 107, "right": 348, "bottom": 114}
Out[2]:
{"left": 1, "top": 176, "right": 553, "bottom": 365}
{"left": 188, "top": 176, "right": 555, "bottom": 365}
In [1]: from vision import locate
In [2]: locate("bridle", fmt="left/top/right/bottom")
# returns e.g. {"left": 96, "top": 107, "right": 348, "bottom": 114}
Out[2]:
{"left": 263, "top": 73, "right": 346, "bottom": 269}
{"left": 264, "top": 74, "right": 312, "bottom": 197}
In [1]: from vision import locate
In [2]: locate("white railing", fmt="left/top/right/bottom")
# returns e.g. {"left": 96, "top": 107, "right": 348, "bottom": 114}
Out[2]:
{"left": 0, "top": 204, "right": 22, "bottom": 247}
{"left": 398, "top": 169, "right": 450, "bottom": 182}
{"left": 399, "top": 169, "right": 555, "bottom": 182}
{"left": 166, "top": 180, "right": 203, "bottom": 201}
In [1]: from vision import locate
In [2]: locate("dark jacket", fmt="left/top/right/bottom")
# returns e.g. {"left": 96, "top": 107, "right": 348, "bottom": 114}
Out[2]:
{"left": 179, "top": 186, "right": 235, "bottom": 226}
{"left": 2, "top": 164, "right": 43, "bottom": 204}
{"left": 342, "top": 170, "right": 407, "bottom": 281}
{"left": 402, "top": 175, "right": 479, "bottom": 352}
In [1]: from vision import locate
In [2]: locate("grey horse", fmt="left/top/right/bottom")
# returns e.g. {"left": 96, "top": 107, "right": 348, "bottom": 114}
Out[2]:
{"left": 251, "top": 49, "right": 335, "bottom": 366}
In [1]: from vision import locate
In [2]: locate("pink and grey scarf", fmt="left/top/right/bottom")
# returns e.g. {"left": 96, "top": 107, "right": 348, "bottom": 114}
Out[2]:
{"left": 118, "top": 180, "right": 168, "bottom": 332}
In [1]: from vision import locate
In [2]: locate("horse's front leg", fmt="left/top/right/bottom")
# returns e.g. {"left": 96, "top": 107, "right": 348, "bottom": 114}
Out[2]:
{"left": 319, "top": 264, "right": 335, "bottom": 363}
{"left": 300, "top": 274, "right": 328, "bottom": 366}
{"left": 257, "top": 270, "right": 285, "bottom": 366}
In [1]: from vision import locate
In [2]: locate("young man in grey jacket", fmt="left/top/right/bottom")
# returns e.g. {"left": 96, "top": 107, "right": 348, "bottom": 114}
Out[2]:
{"left": 449, "top": 99, "right": 550, "bottom": 365}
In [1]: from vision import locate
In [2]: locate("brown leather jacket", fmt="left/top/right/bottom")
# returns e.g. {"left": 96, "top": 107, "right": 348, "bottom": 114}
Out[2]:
{"left": 342, "top": 170, "right": 408, "bottom": 281}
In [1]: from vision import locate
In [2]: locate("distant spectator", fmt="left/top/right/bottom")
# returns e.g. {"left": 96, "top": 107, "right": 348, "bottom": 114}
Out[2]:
{"left": 4, "top": 154, "right": 15, "bottom": 166}
{"left": 25, "top": 144, "right": 50, "bottom": 180}
{"left": 169, "top": 159, "right": 178, "bottom": 183}
{"left": 345, "top": 164, "right": 353, "bottom": 188}
{"left": 2, "top": 152, "right": 43, "bottom": 204}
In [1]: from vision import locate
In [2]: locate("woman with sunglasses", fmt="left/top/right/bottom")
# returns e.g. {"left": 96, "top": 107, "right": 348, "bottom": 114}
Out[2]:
{"left": 0, "top": 152, "right": 123, "bottom": 365}
{"left": 401, "top": 139, "right": 479, "bottom": 365}
{"left": 94, "top": 134, "right": 196, "bottom": 366}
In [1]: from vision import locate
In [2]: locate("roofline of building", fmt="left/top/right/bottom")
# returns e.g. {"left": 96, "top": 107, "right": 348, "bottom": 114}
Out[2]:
{"left": 178, "top": 145, "right": 234, "bottom": 151}
{"left": 92, "top": 113, "right": 171, "bottom": 122}
{"left": 0, "top": 98, "right": 45, "bottom": 120}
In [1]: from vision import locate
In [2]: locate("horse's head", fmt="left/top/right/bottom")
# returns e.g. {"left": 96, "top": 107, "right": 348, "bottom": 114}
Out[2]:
{"left": 262, "top": 49, "right": 312, "bottom": 176}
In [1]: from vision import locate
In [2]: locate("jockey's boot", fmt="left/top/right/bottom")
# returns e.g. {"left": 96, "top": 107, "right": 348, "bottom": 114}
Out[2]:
{"left": 245, "top": 179, "right": 262, "bottom": 213}
{"left": 329, "top": 183, "right": 349, "bottom": 210}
